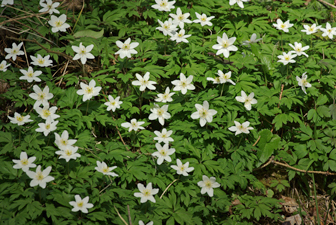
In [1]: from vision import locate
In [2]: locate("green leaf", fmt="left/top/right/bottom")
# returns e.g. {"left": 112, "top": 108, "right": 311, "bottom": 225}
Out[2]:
{"left": 73, "top": 29, "right": 104, "bottom": 39}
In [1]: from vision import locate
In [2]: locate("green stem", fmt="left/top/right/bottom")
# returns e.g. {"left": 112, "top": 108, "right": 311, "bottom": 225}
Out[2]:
{"left": 312, "top": 173, "right": 321, "bottom": 225}
{"left": 220, "top": 83, "right": 224, "bottom": 97}
{"left": 139, "top": 91, "right": 143, "bottom": 118}
{"left": 281, "top": 33, "right": 283, "bottom": 51}
{"left": 19, "top": 126, "right": 21, "bottom": 144}
{"left": 39, "top": 188, "right": 42, "bottom": 202}
{"left": 82, "top": 64, "right": 86, "bottom": 77}
{"left": 164, "top": 35, "right": 168, "bottom": 55}
{"left": 86, "top": 100, "right": 89, "bottom": 116}
{"left": 67, "top": 162, "right": 70, "bottom": 176}
{"left": 237, "top": 136, "right": 243, "bottom": 147}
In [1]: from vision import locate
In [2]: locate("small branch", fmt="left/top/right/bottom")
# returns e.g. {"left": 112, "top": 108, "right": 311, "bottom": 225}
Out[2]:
{"left": 253, "top": 136, "right": 261, "bottom": 147}
{"left": 99, "top": 179, "right": 113, "bottom": 195}
{"left": 113, "top": 205, "right": 128, "bottom": 225}
{"left": 7, "top": 36, "right": 73, "bottom": 61}
{"left": 160, "top": 179, "right": 178, "bottom": 199}
{"left": 318, "top": 0, "right": 336, "bottom": 8}
{"left": 254, "top": 155, "right": 336, "bottom": 175}
{"left": 0, "top": 11, "right": 49, "bottom": 26}
{"left": 127, "top": 205, "right": 132, "bottom": 225}
{"left": 72, "top": 0, "right": 85, "bottom": 33}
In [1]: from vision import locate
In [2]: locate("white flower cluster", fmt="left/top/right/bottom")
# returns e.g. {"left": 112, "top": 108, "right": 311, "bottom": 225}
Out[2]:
{"left": 5, "top": 0, "right": 326, "bottom": 214}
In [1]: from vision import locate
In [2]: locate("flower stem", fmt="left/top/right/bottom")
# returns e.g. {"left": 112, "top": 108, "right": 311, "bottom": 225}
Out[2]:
{"left": 312, "top": 173, "right": 321, "bottom": 225}
{"left": 220, "top": 83, "right": 224, "bottom": 97}
{"left": 86, "top": 100, "right": 89, "bottom": 116}
{"left": 237, "top": 136, "right": 243, "bottom": 147}
{"left": 281, "top": 33, "right": 283, "bottom": 51}
{"left": 18, "top": 126, "right": 21, "bottom": 145}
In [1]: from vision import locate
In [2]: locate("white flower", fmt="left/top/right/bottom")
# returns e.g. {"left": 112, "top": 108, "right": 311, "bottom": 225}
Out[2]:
{"left": 235, "top": 91, "right": 257, "bottom": 110}
{"left": 171, "top": 73, "right": 195, "bottom": 95}
{"left": 139, "top": 221, "right": 153, "bottom": 225}
{"left": 301, "top": 23, "right": 321, "bottom": 35}
{"left": 26, "top": 165, "right": 54, "bottom": 189}
{"left": 170, "top": 29, "right": 191, "bottom": 43}
{"left": 12, "top": 152, "right": 36, "bottom": 172}
{"left": 19, "top": 66, "right": 42, "bottom": 83}
{"left": 191, "top": 101, "right": 217, "bottom": 127}
{"left": 197, "top": 175, "right": 220, "bottom": 197}
{"left": 54, "top": 130, "right": 77, "bottom": 150}
{"left": 121, "top": 119, "right": 145, "bottom": 132}
{"left": 35, "top": 103, "right": 60, "bottom": 121}
{"left": 132, "top": 72, "right": 156, "bottom": 91}
{"left": 148, "top": 104, "right": 171, "bottom": 126}
{"left": 72, "top": 43, "right": 95, "bottom": 64}
{"left": 193, "top": 12, "right": 214, "bottom": 26}
{"left": 155, "top": 87, "right": 175, "bottom": 103}
{"left": 69, "top": 195, "right": 94, "bottom": 213}
{"left": 1, "top": 0, "right": 14, "bottom": 7}
{"left": 242, "top": 33, "right": 262, "bottom": 46}
{"left": 229, "top": 0, "right": 249, "bottom": 8}
{"left": 115, "top": 38, "right": 139, "bottom": 59}
{"left": 5, "top": 42, "right": 24, "bottom": 61}
{"left": 104, "top": 95, "right": 122, "bottom": 112}
{"left": 152, "top": 143, "right": 175, "bottom": 165}
{"left": 29, "top": 85, "right": 53, "bottom": 109}
{"left": 228, "top": 120, "right": 253, "bottom": 135}
{"left": 154, "top": 128, "right": 174, "bottom": 144}
{"left": 212, "top": 33, "right": 238, "bottom": 58}
{"left": 273, "top": 19, "right": 293, "bottom": 32}
{"left": 134, "top": 182, "right": 159, "bottom": 203}
{"left": 77, "top": 79, "right": 101, "bottom": 102}
{"left": 320, "top": 22, "right": 336, "bottom": 39}
{"left": 55, "top": 145, "right": 81, "bottom": 162}
{"left": 296, "top": 72, "right": 311, "bottom": 94}
{"left": 35, "top": 117, "right": 58, "bottom": 136}
{"left": 171, "top": 159, "right": 194, "bottom": 176}
{"left": 288, "top": 42, "right": 309, "bottom": 57}
{"left": 151, "top": 0, "right": 175, "bottom": 12}
{"left": 95, "top": 161, "right": 118, "bottom": 177}
{"left": 156, "top": 18, "right": 178, "bottom": 36}
{"left": 30, "top": 54, "right": 53, "bottom": 67}
{"left": 8, "top": 112, "right": 33, "bottom": 125}
{"left": 217, "top": 70, "right": 236, "bottom": 85}
{"left": 39, "top": 0, "right": 60, "bottom": 14}
{"left": 48, "top": 14, "right": 70, "bottom": 33}
{"left": 277, "top": 52, "right": 296, "bottom": 65}
{"left": 169, "top": 7, "right": 192, "bottom": 29}
{"left": 0, "top": 60, "right": 10, "bottom": 71}
{"left": 206, "top": 76, "right": 221, "bottom": 84}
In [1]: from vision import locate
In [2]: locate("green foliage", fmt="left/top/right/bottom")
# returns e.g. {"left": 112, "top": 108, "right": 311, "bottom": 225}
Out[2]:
{"left": 1, "top": 0, "right": 336, "bottom": 224}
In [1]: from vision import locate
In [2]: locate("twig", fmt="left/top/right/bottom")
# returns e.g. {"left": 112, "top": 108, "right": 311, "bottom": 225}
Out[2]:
{"left": 72, "top": 0, "right": 85, "bottom": 33}
{"left": 113, "top": 205, "right": 128, "bottom": 225}
{"left": 22, "top": 42, "right": 29, "bottom": 67}
{"left": 253, "top": 156, "right": 274, "bottom": 171}
{"left": 271, "top": 160, "right": 336, "bottom": 175}
{"left": 56, "top": 60, "right": 69, "bottom": 86}
{"left": 318, "top": 0, "right": 336, "bottom": 8}
{"left": 99, "top": 180, "right": 113, "bottom": 194}
{"left": 278, "top": 84, "right": 285, "bottom": 107}
{"left": 7, "top": 36, "right": 73, "bottom": 61}
{"left": 0, "top": 11, "right": 49, "bottom": 26}
{"left": 253, "top": 136, "right": 261, "bottom": 146}
{"left": 127, "top": 205, "right": 132, "bottom": 225}
{"left": 255, "top": 155, "right": 336, "bottom": 175}
{"left": 160, "top": 179, "right": 178, "bottom": 199}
